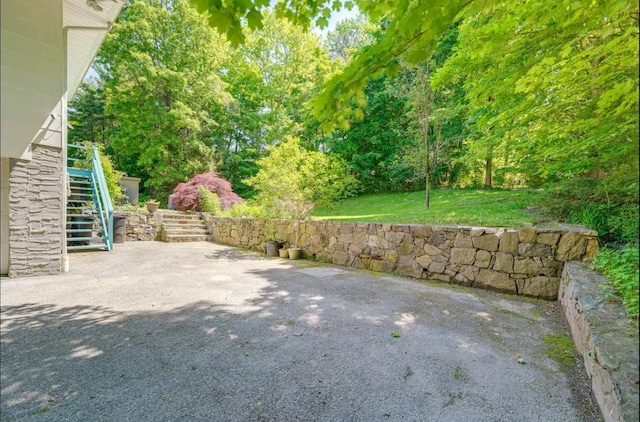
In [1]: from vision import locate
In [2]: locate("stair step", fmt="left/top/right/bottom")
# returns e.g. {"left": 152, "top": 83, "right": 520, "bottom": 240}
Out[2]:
{"left": 163, "top": 223, "right": 207, "bottom": 229}
{"left": 164, "top": 234, "right": 213, "bottom": 242}
{"left": 162, "top": 220, "right": 206, "bottom": 226}
{"left": 66, "top": 229, "right": 96, "bottom": 233}
{"left": 67, "top": 236, "right": 106, "bottom": 242}
{"left": 67, "top": 244, "right": 109, "bottom": 251}
{"left": 164, "top": 227, "right": 208, "bottom": 234}
{"left": 66, "top": 220, "right": 96, "bottom": 225}
{"left": 162, "top": 216, "right": 203, "bottom": 221}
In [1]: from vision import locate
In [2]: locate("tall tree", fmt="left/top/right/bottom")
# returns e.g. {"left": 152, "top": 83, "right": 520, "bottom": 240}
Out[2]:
{"left": 432, "top": 0, "right": 639, "bottom": 195}
{"left": 214, "top": 10, "right": 336, "bottom": 197}
{"left": 68, "top": 80, "right": 110, "bottom": 146}
{"left": 190, "top": 0, "right": 474, "bottom": 128}
{"left": 95, "top": 0, "right": 232, "bottom": 202}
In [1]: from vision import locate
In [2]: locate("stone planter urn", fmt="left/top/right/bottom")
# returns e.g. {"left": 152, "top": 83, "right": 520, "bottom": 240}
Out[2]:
{"left": 145, "top": 201, "right": 159, "bottom": 213}
{"left": 278, "top": 248, "right": 289, "bottom": 258}
{"left": 287, "top": 247, "right": 301, "bottom": 260}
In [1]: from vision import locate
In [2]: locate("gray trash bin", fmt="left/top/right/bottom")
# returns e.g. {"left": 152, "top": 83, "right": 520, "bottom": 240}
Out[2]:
{"left": 113, "top": 215, "right": 127, "bottom": 243}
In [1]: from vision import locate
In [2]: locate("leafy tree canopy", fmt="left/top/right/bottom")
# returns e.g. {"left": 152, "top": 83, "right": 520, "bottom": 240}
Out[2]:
{"left": 96, "top": 0, "right": 232, "bottom": 202}
{"left": 244, "top": 136, "right": 358, "bottom": 221}
{"left": 191, "top": 0, "right": 472, "bottom": 130}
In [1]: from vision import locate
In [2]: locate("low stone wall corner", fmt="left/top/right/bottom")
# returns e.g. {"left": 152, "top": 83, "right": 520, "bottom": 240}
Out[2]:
{"left": 559, "top": 262, "right": 639, "bottom": 422}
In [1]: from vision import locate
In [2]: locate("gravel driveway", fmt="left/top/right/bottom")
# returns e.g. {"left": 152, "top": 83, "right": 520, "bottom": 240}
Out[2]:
{"left": 1, "top": 242, "right": 599, "bottom": 421}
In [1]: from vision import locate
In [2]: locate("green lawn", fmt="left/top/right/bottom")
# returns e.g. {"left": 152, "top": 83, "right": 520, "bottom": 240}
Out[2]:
{"left": 313, "top": 188, "right": 545, "bottom": 228}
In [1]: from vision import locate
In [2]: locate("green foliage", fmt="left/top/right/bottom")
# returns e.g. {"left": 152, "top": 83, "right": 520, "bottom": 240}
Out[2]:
{"left": 245, "top": 137, "right": 358, "bottom": 220}
{"left": 221, "top": 200, "right": 270, "bottom": 218}
{"left": 214, "top": 10, "right": 336, "bottom": 195}
{"left": 542, "top": 332, "right": 577, "bottom": 369}
{"left": 98, "top": 146, "right": 125, "bottom": 204}
{"left": 313, "top": 188, "right": 542, "bottom": 227}
{"left": 197, "top": 186, "right": 222, "bottom": 215}
{"left": 432, "top": 0, "right": 639, "bottom": 197}
{"left": 592, "top": 246, "right": 640, "bottom": 321}
{"left": 324, "top": 14, "right": 375, "bottom": 62}
{"left": 71, "top": 142, "right": 124, "bottom": 204}
{"left": 96, "top": 0, "right": 232, "bottom": 203}
{"left": 245, "top": 137, "right": 357, "bottom": 246}
{"left": 539, "top": 176, "right": 639, "bottom": 244}
{"left": 68, "top": 81, "right": 109, "bottom": 146}
{"left": 325, "top": 74, "right": 416, "bottom": 193}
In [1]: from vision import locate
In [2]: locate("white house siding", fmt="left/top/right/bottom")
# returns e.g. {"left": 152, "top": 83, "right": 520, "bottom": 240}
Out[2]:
{"left": 8, "top": 145, "right": 63, "bottom": 277}
{"left": 1, "top": 0, "right": 64, "bottom": 160}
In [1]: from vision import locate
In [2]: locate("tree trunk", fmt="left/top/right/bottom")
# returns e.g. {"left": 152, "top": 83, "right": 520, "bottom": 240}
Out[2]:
{"left": 420, "top": 64, "right": 432, "bottom": 209}
{"left": 484, "top": 157, "right": 492, "bottom": 188}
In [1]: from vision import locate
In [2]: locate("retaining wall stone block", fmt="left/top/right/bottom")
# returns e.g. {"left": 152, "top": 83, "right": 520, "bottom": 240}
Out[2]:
{"left": 450, "top": 248, "right": 476, "bottom": 265}
{"left": 472, "top": 234, "right": 499, "bottom": 251}
{"left": 475, "top": 269, "right": 515, "bottom": 293}
{"left": 475, "top": 250, "right": 492, "bottom": 268}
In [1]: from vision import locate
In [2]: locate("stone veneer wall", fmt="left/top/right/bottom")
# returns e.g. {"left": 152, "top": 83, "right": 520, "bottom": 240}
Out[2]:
{"left": 202, "top": 216, "right": 599, "bottom": 299}
{"left": 560, "top": 262, "right": 639, "bottom": 422}
{"left": 114, "top": 211, "right": 162, "bottom": 241}
{"left": 8, "top": 145, "right": 63, "bottom": 277}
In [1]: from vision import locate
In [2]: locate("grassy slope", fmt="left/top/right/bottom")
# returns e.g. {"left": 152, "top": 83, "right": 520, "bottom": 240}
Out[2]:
{"left": 313, "top": 188, "right": 545, "bottom": 227}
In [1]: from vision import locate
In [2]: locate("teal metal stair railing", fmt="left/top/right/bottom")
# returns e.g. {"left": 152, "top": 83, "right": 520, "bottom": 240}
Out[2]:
{"left": 66, "top": 143, "right": 113, "bottom": 251}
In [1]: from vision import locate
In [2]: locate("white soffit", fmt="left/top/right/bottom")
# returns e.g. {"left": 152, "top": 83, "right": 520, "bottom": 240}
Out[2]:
{"left": 64, "top": 0, "right": 124, "bottom": 98}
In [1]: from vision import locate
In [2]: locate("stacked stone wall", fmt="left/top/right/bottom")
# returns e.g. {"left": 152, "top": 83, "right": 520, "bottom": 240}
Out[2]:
{"left": 8, "top": 145, "right": 63, "bottom": 277}
{"left": 203, "top": 216, "right": 599, "bottom": 299}
{"left": 560, "top": 262, "right": 639, "bottom": 422}
{"left": 114, "top": 211, "right": 161, "bottom": 241}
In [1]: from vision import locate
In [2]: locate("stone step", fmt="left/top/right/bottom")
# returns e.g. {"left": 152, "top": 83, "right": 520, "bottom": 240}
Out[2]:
{"left": 163, "top": 234, "right": 213, "bottom": 242}
{"left": 161, "top": 213, "right": 202, "bottom": 220}
{"left": 162, "top": 219, "right": 206, "bottom": 226}
{"left": 163, "top": 227, "right": 209, "bottom": 235}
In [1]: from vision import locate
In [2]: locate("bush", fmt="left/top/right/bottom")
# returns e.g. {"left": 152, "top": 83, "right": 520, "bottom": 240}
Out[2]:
{"left": 539, "top": 176, "right": 639, "bottom": 244}
{"left": 608, "top": 205, "right": 639, "bottom": 245}
{"left": 592, "top": 245, "right": 639, "bottom": 322}
{"left": 221, "top": 201, "right": 270, "bottom": 218}
{"left": 171, "top": 172, "right": 243, "bottom": 211}
{"left": 197, "top": 186, "right": 221, "bottom": 215}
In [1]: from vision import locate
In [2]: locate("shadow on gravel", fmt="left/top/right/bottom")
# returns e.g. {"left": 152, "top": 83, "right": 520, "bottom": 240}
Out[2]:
{"left": 1, "top": 264, "right": 601, "bottom": 422}
{"left": 1, "top": 270, "right": 364, "bottom": 421}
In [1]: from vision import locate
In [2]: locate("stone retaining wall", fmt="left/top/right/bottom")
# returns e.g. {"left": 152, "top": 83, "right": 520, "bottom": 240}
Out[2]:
{"left": 560, "top": 262, "right": 639, "bottom": 422}
{"left": 202, "top": 216, "right": 599, "bottom": 299}
{"left": 114, "top": 211, "right": 162, "bottom": 241}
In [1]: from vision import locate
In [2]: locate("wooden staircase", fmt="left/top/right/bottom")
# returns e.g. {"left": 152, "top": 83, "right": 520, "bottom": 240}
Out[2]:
{"left": 160, "top": 212, "right": 212, "bottom": 242}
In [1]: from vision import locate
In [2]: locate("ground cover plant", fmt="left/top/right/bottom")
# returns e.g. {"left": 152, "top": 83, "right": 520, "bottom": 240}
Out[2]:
{"left": 313, "top": 188, "right": 544, "bottom": 228}
{"left": 592, "top": 245, "right": 639, "bottom": 323}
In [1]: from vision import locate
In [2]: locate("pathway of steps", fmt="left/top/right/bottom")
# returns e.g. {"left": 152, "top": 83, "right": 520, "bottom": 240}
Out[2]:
{"left": 160, "top": 212, "right": 212, "bottom": 242}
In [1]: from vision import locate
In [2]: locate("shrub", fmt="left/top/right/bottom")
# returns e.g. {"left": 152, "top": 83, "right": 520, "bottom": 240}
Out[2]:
{"left": 592, "top": 245, "right": 639, "bottom": 322}
{"left": 197, "top": 186, "right": 221, "bottom": 215}
{"left": 221, "top": 201, "right": 270, "bottom": 218}
{"left": 171, "top": 172, "right": 243, "bottom": 211}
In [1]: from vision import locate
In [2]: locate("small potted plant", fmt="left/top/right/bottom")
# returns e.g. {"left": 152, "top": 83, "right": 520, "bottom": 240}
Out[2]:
{"left": 145, "top": 200, "right": 159, "bottom": 213}
{"left": 278, "top": 247, "right": 289, "bottom": 258}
